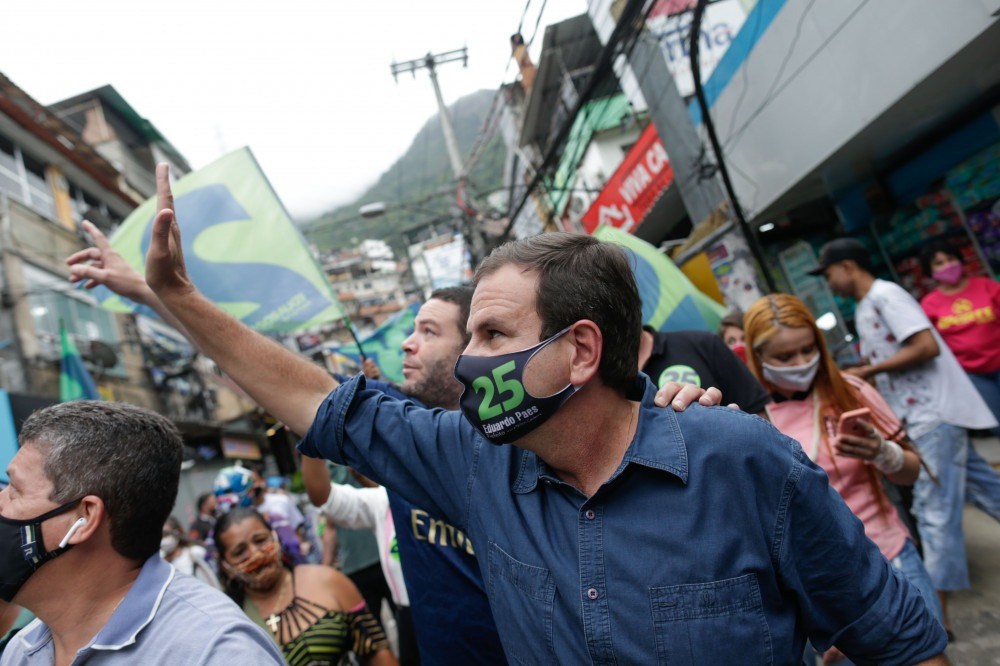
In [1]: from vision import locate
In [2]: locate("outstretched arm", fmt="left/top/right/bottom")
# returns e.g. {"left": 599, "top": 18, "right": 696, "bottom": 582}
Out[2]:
{"left": 144, "top": 163, "right": 336, "bottom": 436}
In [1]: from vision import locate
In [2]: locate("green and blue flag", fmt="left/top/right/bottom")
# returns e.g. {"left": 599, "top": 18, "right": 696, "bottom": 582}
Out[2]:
{"left": 594, "top": 225, "right": 725, "bottom": 332}
{"left": 60, "top": 322, "right": 100, "bottom": 401}
{"left": 336, "top": 303, "right": 419, "bottom": 384}
{"left": 90, "top": 148, "right": 344, "bottom": 333}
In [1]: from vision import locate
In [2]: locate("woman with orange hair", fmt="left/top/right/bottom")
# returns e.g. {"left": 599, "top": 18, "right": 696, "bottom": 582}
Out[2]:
{"left": 743, "top": 294, "right": 942, "bottom": 661}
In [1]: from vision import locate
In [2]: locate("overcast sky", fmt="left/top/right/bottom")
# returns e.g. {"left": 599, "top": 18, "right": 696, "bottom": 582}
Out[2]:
{"left": 1, "top": 0, "right": 585, "bottom": 219}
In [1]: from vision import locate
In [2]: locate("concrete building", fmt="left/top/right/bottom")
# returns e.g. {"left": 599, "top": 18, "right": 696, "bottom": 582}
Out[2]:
{"left": 323, "top": 239, "right": 407, "bottom": 335}
{"left": 0, "top": 73, "right": 271, "bottom": 516}
{"left": 511, "top": 2, "right": 999, "bottom": 336}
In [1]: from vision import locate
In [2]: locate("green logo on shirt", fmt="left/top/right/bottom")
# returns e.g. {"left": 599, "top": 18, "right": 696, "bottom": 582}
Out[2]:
{"left": 657, "top": 365, "right": 701, "bottom": 388}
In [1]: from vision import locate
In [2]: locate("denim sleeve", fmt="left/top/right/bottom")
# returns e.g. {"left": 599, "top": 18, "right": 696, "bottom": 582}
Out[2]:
{"left": 298, "top": 375, "right": 479, "bottom": 530}
{"left": 775, "top": 447, "right": 947, "bottom": 663}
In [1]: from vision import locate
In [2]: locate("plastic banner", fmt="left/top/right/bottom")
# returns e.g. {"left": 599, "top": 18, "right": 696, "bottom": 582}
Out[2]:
{"left": 90, "top": 148, "right": 344, "bottom": 332}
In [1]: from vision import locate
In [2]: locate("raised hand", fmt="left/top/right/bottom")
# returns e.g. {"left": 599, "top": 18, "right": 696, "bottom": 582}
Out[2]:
{"left": 362, "top": 358, "right": 382, "bottom": 380}
{"left": 146, "top": 163, "right": 195, "bottom": 298}
{"left": 66, "top": 220, "right": 150, "bottom": 303}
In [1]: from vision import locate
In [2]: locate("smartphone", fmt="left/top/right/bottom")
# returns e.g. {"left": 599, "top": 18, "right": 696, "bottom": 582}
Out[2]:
{"left": 837, "top": 407, "right": 872, "bottom": 438}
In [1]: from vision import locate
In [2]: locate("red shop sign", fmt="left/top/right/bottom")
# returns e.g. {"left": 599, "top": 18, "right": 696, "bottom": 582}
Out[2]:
{"left": 581, "top": 123, "right": 674, "bottom": 234}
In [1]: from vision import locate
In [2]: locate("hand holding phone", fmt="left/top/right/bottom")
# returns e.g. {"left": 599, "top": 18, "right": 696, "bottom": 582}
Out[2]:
{"left": 837, "top": 407, "right": 872, "bottom": 438}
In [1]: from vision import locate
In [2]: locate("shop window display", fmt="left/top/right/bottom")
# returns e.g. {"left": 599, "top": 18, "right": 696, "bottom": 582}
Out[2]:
{"left": 861, "top": 141, "right": 1000, "bottom": 300}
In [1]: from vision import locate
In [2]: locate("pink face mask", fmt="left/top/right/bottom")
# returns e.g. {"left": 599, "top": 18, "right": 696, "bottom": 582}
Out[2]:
{"left": 932, "top": 262, "right": 963, "bottom": 286}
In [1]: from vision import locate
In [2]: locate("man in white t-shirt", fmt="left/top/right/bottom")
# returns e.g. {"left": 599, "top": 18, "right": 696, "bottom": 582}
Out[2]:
{"left": 811, "top": 238, "right": 1000, "bottom": 637}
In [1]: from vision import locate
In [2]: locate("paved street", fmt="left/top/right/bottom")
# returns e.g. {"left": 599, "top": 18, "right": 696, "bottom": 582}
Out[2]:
{"left": 948, "top": 436, "right": 1000, "bottom": 665}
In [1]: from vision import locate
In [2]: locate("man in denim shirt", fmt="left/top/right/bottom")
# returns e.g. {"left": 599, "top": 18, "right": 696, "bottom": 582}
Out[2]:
{"left": 141, "top": 168, "right": 945, "bottom": 663}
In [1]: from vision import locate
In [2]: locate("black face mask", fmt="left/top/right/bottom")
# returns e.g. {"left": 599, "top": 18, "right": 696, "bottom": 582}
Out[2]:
{"left": 0, "top": 499, "right": 81, "bottom": 602}
{"left": 454, "top": 326, "right": 580, "bottom": 444}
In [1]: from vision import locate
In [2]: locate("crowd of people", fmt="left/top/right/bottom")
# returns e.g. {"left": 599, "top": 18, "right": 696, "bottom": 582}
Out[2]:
{"left": 1, "top": 164, "right": 998, "bottom": 664}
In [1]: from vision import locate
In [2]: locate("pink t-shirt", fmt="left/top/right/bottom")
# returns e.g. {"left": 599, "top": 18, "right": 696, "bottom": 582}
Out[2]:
{"left": 921, "top": 276, "right": 1000, "bottom": 374}
{"left": 766, "top": 375, "right": 910, "bottom": 560}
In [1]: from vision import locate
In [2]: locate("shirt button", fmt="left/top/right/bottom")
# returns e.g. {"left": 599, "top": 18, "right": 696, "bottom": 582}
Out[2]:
{"left": 585, "top": 510, "right": 595, "bottom": 520}
{"left": 587, "top": 588, "right": 599, "bottom": 600}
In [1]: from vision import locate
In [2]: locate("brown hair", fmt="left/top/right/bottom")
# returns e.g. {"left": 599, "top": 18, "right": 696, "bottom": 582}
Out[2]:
{"left": 474, "top": 232, "right": 641, "bottom": 392}
{"left": 429, "top": 286, "right": 474, "bottom": 344}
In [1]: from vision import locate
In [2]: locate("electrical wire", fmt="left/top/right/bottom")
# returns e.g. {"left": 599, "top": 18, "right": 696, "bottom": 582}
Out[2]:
{"left": 467, "top": 0, "right": 555, "bottom": 178}
{"left": 689, "top": 0, "right": 776, "bottom": 290}
{"left": 517, "top": 0, "right": 534, "bottom": 38}
{"left": 720, "top": 1, "right": 768, "bottom": 147}
{"left": 498, "top": 0, "right": 657, "bottom": 243}
{"left": 723, "top": 0, "right": 869, "bottom": 152}
{"left": 525, "top": 0, "right": 551, "bottom": 50}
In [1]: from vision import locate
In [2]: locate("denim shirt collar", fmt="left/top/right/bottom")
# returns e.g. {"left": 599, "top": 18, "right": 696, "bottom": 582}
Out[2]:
{"left": 20, "top": 554, "right": 174, "bottom": 657}
{"left": 512, "top": 375, "right": 689, "bottom": 494}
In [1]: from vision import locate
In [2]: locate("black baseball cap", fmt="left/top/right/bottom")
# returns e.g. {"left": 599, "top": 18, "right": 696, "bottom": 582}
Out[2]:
{"left": 806, "top": 238, "right": 871, "bottom": 276}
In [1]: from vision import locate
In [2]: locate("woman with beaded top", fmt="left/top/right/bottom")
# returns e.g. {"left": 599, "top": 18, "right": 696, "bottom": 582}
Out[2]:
{"left": 215, "top": 507, "right": 398, "bottom": 666}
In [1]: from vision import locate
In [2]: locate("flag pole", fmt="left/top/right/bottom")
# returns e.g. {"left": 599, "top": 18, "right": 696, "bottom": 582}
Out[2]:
{"left": 342, "top": 316, "right": 367, "bottom": 362}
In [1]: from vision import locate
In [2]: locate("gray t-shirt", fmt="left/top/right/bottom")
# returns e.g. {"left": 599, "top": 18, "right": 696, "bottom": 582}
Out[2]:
{"left": 1, "top": 555, "right": 283, "bottom": 665}
{"left": 855, "top": 279, "right": 997, "bottom": 438}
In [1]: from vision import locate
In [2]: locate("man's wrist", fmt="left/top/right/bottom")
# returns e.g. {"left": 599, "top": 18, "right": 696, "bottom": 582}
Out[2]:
{"left": 155, "top": 281, "right": 198, "bottom": 307}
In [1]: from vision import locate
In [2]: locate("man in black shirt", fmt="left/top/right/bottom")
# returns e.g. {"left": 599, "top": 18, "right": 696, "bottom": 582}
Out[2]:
{"left": 639, "top": 326, "right": 770, "bottom": 416}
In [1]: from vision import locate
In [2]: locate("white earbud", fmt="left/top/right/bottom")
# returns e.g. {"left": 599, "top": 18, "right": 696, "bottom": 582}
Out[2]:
{"left": 58, "top": 517, "right": 87, "bottom": 549}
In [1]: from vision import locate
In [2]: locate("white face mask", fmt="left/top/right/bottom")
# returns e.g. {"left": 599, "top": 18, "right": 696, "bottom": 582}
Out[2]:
{"left": 160, "top": 534, "right": 180, "bottom": 556}
{"left": 762, "top": 354, "right": 820, "bottom": 393}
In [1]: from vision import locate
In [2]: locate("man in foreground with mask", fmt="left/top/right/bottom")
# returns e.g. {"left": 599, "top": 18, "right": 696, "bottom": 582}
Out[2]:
{"left": 0, "top": 401, "right": 283, "bottom": 665}
{"left": 139, "top": 161, "right": 945, "bottom": 663}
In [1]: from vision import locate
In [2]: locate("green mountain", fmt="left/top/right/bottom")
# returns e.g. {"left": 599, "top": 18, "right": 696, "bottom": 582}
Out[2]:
{"left": 301, "top": 88, "right": 506, "bottom": 253}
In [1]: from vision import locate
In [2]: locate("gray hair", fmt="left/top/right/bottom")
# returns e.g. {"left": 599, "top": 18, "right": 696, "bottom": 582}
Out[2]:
{"left": 20, "top": 400, "right": 183, "bottom": 561}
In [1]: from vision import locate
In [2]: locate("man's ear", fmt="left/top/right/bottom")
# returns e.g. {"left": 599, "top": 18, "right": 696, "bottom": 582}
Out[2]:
{"left": 568, "top": 320, "right": 603, "bottom": 386}
{"left": 63, "top": 496, "right": 107, "bottom": 547}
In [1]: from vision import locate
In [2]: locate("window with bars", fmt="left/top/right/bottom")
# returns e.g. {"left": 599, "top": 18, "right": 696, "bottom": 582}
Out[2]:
{"left": 0, "top": 132, "right": 22, "bottom": 202}
{"left": 0, "top": 131, "right": 61, "bottom": 221}
{"left": 22, "top": 263, "right": 125, "bottom": 376}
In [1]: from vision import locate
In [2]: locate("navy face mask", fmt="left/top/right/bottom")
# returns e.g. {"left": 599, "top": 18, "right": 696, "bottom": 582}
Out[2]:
{"left": 454, "top": 326, "right": 579, "bottom": 444}
{"left": 0, "top": 499, "right": 81, "bottom": 602}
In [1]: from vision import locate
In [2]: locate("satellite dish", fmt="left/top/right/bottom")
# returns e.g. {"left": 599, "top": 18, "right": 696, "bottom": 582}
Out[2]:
{"left": 86, "top": 340, "right": 119, "bottom": 369}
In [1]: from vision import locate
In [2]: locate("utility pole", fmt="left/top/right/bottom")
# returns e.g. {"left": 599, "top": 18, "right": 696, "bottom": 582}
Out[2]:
{"left": 622, "top": 10, "right": 775, "bottom": 293}
{"left": 391, "top": 48, "right": 468, "bottom": 180}
{"left": 391, "top": 47, "right": 487, "bottom": 266}
{"left": 627, "top": 34, "right": 723, "bottom": 233}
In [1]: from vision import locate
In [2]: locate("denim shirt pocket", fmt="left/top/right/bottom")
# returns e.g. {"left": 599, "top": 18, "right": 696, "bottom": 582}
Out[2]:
{"left": 649, "top": 573, "right": 772, "bottom": 665}
{"left": 487, "top": 541, "right": 556, "bottom": 665}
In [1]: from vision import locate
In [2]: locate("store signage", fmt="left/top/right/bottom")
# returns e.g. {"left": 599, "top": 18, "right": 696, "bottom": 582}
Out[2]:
{"left": 647, "top": 0, "right": 747, "bottom": 99}
{"left": 582, "top": 123, "right": 674, "bottom": 234}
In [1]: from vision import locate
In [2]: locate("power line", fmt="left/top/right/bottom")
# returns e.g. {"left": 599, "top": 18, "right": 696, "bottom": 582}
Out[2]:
{"left": 723, "top": 0, "right": 869, "bottom": 151}
{"left": 497, "top": 0, "right": 655, "bottom": 244}
{"left": 689, "top": 0, "right": 776, "bottom": 290}
{"left": 720, "top": 2, "right": 769, "bottom": 147}
{"left": 525, "top": 0, "right": 551, "bottom": 50}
